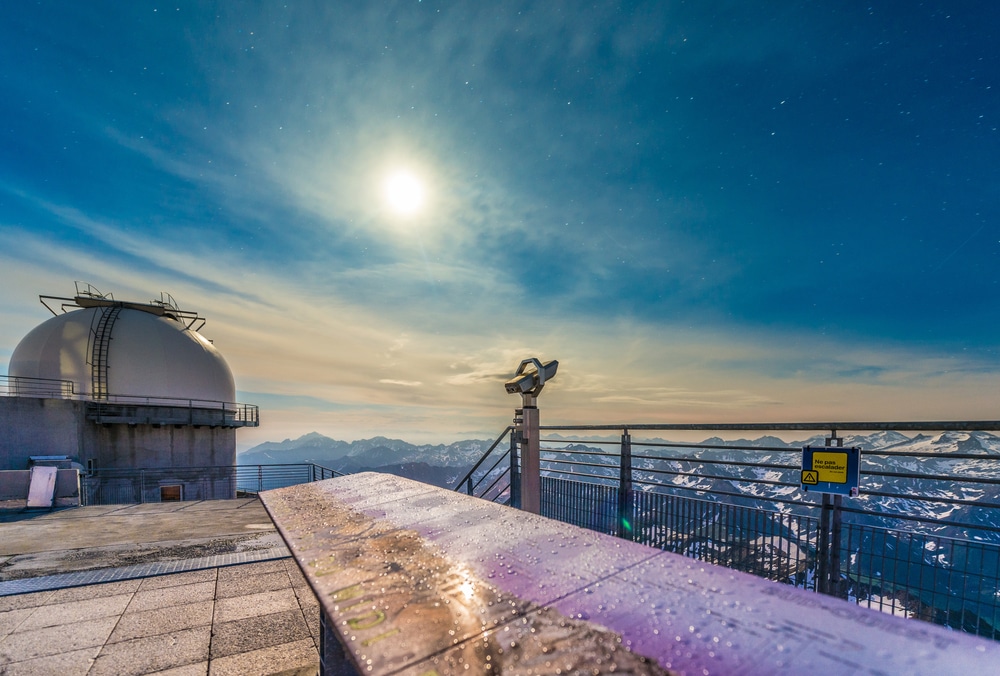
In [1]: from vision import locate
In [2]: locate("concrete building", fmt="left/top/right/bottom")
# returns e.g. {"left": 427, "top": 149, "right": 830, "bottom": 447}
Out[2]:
{"left": 0, "top": 284, "right": 258, "bottom": 502}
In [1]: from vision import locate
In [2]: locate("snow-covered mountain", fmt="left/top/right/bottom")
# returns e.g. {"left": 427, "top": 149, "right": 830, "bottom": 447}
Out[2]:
{"left": 239, "top": 430, "right": 1000, "bottom": 511}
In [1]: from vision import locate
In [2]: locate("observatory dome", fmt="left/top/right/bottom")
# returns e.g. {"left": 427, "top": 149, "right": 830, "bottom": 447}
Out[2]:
{"left": 9, "top": 305, "right": 236, "bottom": 403}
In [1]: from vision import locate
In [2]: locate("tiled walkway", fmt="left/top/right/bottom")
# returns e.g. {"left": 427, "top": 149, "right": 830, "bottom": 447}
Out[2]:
{"left": 0, "top": 548, "right": 289, "bottom": 597}
{"left": 0, "top": 556, "right": 320, "bottom": 675}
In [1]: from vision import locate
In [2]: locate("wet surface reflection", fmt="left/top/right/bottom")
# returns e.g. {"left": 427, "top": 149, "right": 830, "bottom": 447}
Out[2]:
{"left": 263, "top": 472, "right": 999, "bottom": 676}
{"left": 262, "top": 474, "right": 667, "bottom": 674}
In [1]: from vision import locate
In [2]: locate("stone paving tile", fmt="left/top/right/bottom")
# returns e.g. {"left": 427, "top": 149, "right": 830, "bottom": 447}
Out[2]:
{"left": 17, "top": 593, "right": 133, "bottom": 630}
{"left": 0, "top": 608, "right": 33, "bottom": 640}
{"left": 0, "top": 590, "right": 54, "bottom": 612}
{"left": 0, "top": 645, "right": 100, "bottom": 676}
{"left": 208, "top": 637, "right": 319, "bottom": 676}
{"left": 48, "top": 578, "right": 143, "bottom": 602}
{"left": 215, "top": 570, "right": 292, "bottom": 599}
{"left": 149, "top": 662, "right": 209, "bottom": 675}
{"left": 126, "top": 580, "right": 217, "bottom": 613}
{"left": 292, "top": 583, "right": 319, "bottom": 609}
{"left": 210, "top": 609, "right": 311, "bottom": 659}
{"left": 90, "top": 625, "right": 211, "bottom": 676}
{"left": 283, "top": 559, "right": 310, "bottom": 588}
{"left": 138, "top": 568, "right": 218, "bottom": 591}
{"left": 0, "top": 554, "right": 320, "bottom": 674}
{"left": 302, "top": 604, "right": 321, "bottom": 648}
{"left": 217, "top": 559, "right": 288, "bottom": 580}
{"left": 0, "top": 615, "right": 118, "bottom": 662}
{"left": 114, "top": 503, "right": 190, "bottom": 515}
{"left": 177, "top": 499, "right": 258, "bottom": 513}
{"left": 213, "top": 588, "right": 300, "bottom": 624}
{"left": 110, "top": 600, "right": 215, "bottom": 643}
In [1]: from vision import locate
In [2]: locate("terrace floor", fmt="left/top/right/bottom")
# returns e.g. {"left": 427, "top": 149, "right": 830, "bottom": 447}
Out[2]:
{"left": 0, "top": 499, "right": 320, "bottom": 675}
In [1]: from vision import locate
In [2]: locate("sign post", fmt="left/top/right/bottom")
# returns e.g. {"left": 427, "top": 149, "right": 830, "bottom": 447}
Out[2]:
{"left": 803, "top": 441, "right": 859, "bottom": 597}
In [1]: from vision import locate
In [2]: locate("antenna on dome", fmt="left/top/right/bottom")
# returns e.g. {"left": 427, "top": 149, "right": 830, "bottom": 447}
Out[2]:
{"left": 40, "top": 281, "right": 113, "bottom": 315}
{"left": 151, "top": 292, "right": 180, "bottom": 313}
{"left": 74, "top": 281, "right": 112, "bottom": 301}
{"left": 37, "top": 283, "right": 207, "bottom": 331}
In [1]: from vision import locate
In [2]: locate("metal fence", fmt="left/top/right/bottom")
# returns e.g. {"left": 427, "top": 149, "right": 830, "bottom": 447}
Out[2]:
{"left": 1, "top": 375, "right": 259, "bottom": 427}
{"left": 455, "top": 422, "right": 1000, "bottom": 640}
{"left": 80, "top": 463, "right": 342, "bottom": 506}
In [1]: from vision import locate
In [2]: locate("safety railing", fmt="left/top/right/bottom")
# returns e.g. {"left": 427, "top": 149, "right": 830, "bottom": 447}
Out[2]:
{"left": 1, "top": 375, "right": 259, "bottom": 427}
{"left": 85, "top": 399, "right": 259, "bottom": 428}
{"left": 0, "top": 375, "right": 77, "bottom": 398}
{"left": 80, "top": 463, "right": 343, "bottom": 506}
{"left": 455, "top": 426, "right": 515, "bottom": 503}
{"left": 455, "top": 421, "right": 1000, "bottom": 640}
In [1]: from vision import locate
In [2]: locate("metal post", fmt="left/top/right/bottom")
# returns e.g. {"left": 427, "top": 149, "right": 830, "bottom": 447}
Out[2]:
{"left": 509, "top": 427, "right": 521, "bottom": 509}
{"left": 831, "top": 494, "right": 844, "bottom": 597}
{"left": 617, "top": 429, "right": 633, "bottom": 539}
{"left": 520, "top": 405, "right": 541, "bottom": 514}
{"left": 817, "top": 493, "right": 832, "bottom": 594}
{"left": 817, "top": 431, "right": 846, "bottom": 597}
{"left": 320, "top": 609, "right": 361, "bottom": 676}
{"left": 829, "top": 433, "right": 845, "bottom": 598}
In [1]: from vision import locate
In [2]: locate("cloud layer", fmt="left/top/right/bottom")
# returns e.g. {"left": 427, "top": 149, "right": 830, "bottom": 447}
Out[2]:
{"left": 2, "top": 2, "right": 998, "bottom": 446}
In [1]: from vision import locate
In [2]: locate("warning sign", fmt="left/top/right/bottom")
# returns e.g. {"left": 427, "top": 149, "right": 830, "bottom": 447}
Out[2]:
{"left": 801, "top": 446, "right": 861, "bottom": 496}
{"left": 812, "top": 452, "right": 848, "bottom": 483}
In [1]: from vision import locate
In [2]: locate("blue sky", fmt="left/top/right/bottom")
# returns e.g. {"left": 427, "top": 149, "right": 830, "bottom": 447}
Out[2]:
{"left": 2, "top": 2, "right": 998, "bottom": 446}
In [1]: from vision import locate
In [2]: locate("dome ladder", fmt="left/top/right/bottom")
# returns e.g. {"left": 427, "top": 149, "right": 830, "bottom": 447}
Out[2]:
{"left": 90, "top": 305, "right": 123, "bottom": 400}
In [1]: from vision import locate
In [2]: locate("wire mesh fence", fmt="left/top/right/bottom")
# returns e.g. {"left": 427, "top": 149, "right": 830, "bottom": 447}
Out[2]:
{"left": 455, "top": 423, "right": 1000, "bottom": 640}
{"left": 80, "top": 463, "right": 343, "bottom": 506}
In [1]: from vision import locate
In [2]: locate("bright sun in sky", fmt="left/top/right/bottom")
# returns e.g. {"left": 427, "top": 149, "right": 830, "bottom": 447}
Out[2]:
{"left": 382, "top": 169, "right": 426, "bottom": 217}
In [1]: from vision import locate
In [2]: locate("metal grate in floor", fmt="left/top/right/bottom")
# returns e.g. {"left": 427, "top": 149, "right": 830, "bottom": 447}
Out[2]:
{"left": 0, "top": 546, "right": 290, "bottom": 596}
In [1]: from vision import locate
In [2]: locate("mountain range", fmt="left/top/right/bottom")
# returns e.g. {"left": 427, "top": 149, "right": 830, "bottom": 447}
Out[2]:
{"left": 237, "top": 432, "right": 497, "bottom": 488}
{"left": 238, "top": 429, "right": 1000, "bottom": 499}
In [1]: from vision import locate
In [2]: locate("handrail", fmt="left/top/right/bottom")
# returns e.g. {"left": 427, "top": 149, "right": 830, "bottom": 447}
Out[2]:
{"left": 0, "top": 375, "right": 78, "bottom": 397}
{"left": 3, "top": 375, "right": 259, "bottom": 425}
{"left": 452, "top": 426, "right": 512, "bottom": 491}
{"left": 544, "top": 421, "right": 1000, "bottom": 431}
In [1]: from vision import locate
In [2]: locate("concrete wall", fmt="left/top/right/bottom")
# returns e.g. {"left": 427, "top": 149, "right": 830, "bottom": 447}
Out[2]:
{"left": 0, "top": 397, "right": 85, "bottom": 470}
{"left": 0, "top": 469, "right": 81, "bottom": 506}
{"left": 85, "top": 423, "right": 236, "bottom": 470}
{"left": 0, "top": 396, "right": 236, "bottom": 472}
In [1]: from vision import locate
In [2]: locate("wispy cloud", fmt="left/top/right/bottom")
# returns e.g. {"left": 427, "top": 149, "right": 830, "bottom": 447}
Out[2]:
{"left": 4, "top": 2, "right": 999, "bottom": 445}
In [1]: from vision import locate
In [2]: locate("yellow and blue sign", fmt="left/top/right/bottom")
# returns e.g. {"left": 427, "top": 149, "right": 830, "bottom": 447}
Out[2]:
{"left": 801, "top": 446, "right": 860, "bottom": 496}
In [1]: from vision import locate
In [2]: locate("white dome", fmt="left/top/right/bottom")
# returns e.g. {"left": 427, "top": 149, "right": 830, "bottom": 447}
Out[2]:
{"left": 9, "top": 306, "right": 236, "bottom": 402}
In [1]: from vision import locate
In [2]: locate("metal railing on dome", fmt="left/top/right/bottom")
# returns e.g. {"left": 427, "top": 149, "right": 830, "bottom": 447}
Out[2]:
{"left": 455, "top": 421, "right": 1000, "bottom": 641}
{"left": 1, "top": 375, "right": 259, "bottom": 427}
{"left": 0, "top": 375, "right": 78, "bottom": 398}
{"left": 85, "top": 398, "right": 259, "bottom": 428}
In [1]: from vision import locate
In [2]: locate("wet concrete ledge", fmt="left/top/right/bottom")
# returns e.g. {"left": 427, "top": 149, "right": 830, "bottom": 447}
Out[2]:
{"left": 261, "top": 472, "right": 1000, "bottom": 676}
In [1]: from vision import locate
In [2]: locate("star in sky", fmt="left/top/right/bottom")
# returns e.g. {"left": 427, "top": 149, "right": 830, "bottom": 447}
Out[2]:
{"left": 1, "top": 2, "right": 998, "bottom": 445}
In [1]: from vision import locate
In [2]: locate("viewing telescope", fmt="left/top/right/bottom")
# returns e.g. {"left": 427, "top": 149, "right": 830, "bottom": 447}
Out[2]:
{"left": 504, "top": 358, "right": 558, "bottom": 403}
